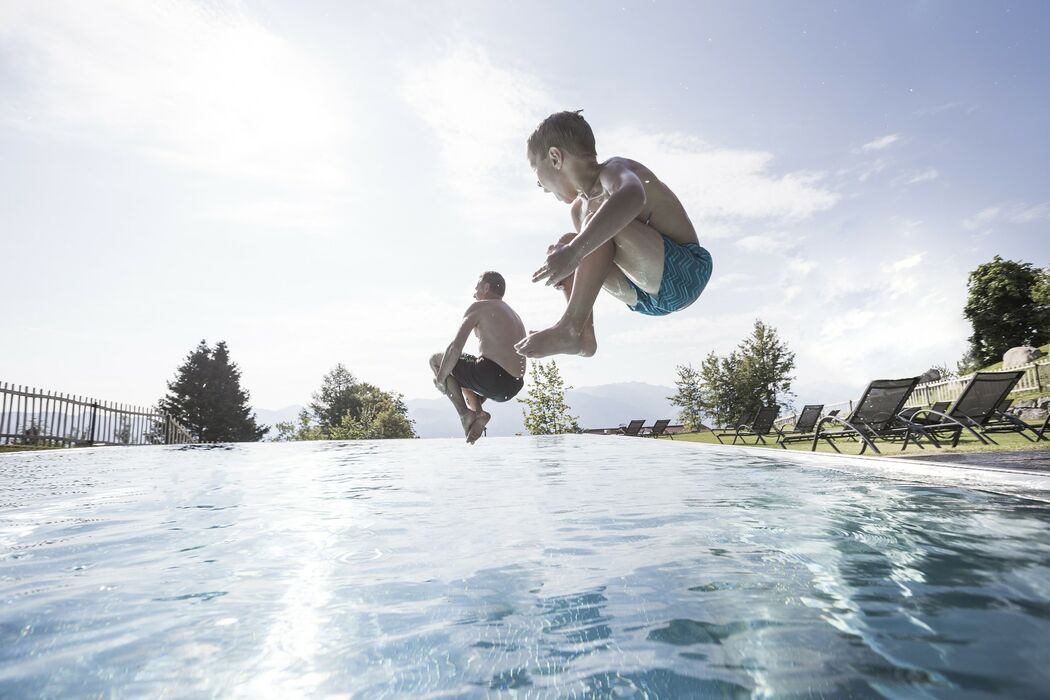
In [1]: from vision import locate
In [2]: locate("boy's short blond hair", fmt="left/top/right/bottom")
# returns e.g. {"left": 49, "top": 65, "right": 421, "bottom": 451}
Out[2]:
{"left": 527, "top": 110, "right": 596, "bottom": 162}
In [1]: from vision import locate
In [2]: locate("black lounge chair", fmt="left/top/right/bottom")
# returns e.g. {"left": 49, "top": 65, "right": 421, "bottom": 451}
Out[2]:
{"left": 906, "top": 371, "right": 1044, "bottom": 446}
{"left": 646, "top": 419, "right": 672, "bottom": 438}
{"left": 715, "top": 405, "right": 780, "bottom": 445}
{"left": 811, "top": 377, "right": 920, "bottom": 454}
{"left": 619, "top": 419, "right": 645, "bottom": 436}
{"left": 899, "top": 400, "right": 951, "bottom": 425}
{"left": 776, "top": 404, "right": 824, "bottom": 448}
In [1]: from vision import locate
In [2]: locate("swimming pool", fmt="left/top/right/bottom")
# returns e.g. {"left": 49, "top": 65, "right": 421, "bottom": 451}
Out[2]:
{"left": 2, "top": 437, "right": 1050, "bottom": 697}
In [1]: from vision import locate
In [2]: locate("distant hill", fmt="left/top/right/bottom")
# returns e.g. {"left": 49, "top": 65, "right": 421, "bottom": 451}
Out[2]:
{"left": 254, "top": 382, "right": 681, "bottom": 440}
{"left": 405, "top": 381, "right": 679, "bottom": 438}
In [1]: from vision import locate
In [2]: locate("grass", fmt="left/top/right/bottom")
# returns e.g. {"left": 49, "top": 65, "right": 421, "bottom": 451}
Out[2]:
{"left": 0, "top": 444, "right": 62, "bottom": 453}
{"left": 665, "top": 428, "right": 1049, "bottom": 458}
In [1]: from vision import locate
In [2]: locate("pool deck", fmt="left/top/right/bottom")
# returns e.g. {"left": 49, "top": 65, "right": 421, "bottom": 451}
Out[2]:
{"left": 895, "top": 449, "right": 1050, "bottom": 472}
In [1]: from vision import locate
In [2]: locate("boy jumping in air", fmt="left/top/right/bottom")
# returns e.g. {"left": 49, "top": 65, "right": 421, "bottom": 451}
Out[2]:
{"left": 515, "top": 110, "right": 713, "bottom": 359}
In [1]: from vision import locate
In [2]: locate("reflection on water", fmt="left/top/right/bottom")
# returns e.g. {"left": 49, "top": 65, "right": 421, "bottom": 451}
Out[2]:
{"left": 2, "top": 437, "right": 1050, "bottom": 698}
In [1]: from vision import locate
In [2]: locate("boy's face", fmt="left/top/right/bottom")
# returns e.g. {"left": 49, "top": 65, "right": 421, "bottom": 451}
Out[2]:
{"left": 474, "top": 278, "right": 490, "bottom": 300}
{"left": 530, "top": 148, "right": 575, "bottom": 203}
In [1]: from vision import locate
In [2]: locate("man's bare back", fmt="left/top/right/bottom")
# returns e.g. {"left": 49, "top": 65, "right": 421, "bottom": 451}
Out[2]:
{"left": 473, "top": 299, "right": 527, "bottom": 378}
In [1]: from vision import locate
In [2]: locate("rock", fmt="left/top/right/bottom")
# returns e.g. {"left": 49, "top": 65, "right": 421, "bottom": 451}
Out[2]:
{"left": 1002, "top": 346, "right": 1046, "bottom": 369}
{"left": 918, "top": 368, "right": 942, "bottom": 384}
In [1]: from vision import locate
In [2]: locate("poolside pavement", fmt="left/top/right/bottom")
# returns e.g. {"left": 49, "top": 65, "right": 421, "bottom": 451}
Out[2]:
{"left": 897, "top": 449, "right": 1050, "bottom": 472}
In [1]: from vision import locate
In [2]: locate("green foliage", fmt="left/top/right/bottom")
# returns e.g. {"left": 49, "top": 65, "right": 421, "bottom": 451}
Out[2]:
{"left": 697, "top": 320, "right": 796, "bottom": 427}
{"left": 518, "top": 360, "right": 580, "bottom": 435}
{"left": 963, "top": 256, "right": 1050, "bottom": 366}
{"left": 668, "top": 363, "right": 705, "bottom": 431}
{"left": 274, "top": 363, "right": 415, "bottom": 440}
{"left": 158, "top": 340, "right": 268, "bottom": 442}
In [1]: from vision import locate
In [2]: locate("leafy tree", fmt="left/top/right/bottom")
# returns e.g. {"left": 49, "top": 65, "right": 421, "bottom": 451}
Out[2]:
{"left": 668, "top": 363, "right": 706, "bottom": 431}
{"left": 697, "top": 320, "right": 796, "bottom": 426}
{"left": 159, "top": 340, "right": 268, "bottom": 442}
{"left": 963, "top": 256, "right": 1050, "bottom": 366}
{"left": 519, "top": 360, "right": 580, "bottom": 435}
{"left": 274, "top": 363, "right": 415, "bottom": 440}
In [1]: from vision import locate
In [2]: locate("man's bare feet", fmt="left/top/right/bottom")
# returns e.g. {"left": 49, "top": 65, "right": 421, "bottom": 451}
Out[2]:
{"left": 459, "top": 410, "right": 477, "bottom": 437}
{"left": 466, "top": 411, "right": 490, "bottom": 444}
{"left": 515, "top": 322, "right": 597, "bottom": 358}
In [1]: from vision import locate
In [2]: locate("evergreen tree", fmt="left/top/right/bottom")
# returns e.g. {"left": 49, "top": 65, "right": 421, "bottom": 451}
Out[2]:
{"left": 697, "top": 320, "right": 796, "bottom": 426}
{"left": 159, "top": 340, "right": 268, "bottom": 442}
{"left": 274, "top": 363, "right": 415, "bottom": 440}
{"left": 668, "top": 363, "right": 706, "bottom": 432}
{"left": 519, "top": 360, "right": 580, "bottom": 435}
{"left": 964, "top": 256, "right": 1050, "bottom": 366}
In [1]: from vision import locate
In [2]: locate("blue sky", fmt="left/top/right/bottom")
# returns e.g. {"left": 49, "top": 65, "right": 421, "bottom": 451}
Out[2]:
{"left": 1, "top": 1, "right": 1047, "bottom": 412}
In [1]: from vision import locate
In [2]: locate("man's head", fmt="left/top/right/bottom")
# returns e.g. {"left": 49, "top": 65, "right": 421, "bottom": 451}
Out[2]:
{"left": 474, "top": 271, "right": 506, "bottom": 300}
{"left": 527, "top": 110, "right": 597, "bottom": 203}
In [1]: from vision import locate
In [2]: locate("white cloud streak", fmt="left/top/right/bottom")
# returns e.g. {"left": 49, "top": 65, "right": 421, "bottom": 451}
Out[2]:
{"left": 861, "top": 133, "right": 900, "bottom": 151}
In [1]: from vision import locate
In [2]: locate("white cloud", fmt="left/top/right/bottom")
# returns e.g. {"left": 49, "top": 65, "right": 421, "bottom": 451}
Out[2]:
{"left": 894, "top": 168, "right": 939, "bottom": 186}
{"left": 403, "top": 45, "right": 550, "bottom": 196}
{"left": 735, "top": 234, "right": 793, "bottom": 254}
{"left": 887, "top": 253, "right": 924, "bottom": 272}
{"left": 1010, "top": 202, "right": 1050, "bottom": 224}
{"left": 0, "top": 1, "right": 350, "bottom": 189}
{"left": 963, "top": 206, "right": 1001, "bottom": 231}
{"left": 403, "top": 43, "right": 839, "bottom": 236}
{"left": 861, "top": 133, "right": 900, "bottom": 151}
{"left": 604, "top": 128, "right": 840, "bottom": 225}
{"left": 963, "top": 202, "right": 1050, "bottom": 231}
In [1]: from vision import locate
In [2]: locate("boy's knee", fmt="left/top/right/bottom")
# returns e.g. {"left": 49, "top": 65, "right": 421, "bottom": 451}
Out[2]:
{"left": 557, "top": 232, "right": 577, "bottom": 245}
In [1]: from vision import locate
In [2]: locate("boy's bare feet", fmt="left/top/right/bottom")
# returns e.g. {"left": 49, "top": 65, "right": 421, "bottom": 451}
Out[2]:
{"left": 466, "top": 411, "right": 490, "bottom": 444}
{"left": 515, "top": 322, "right": 597, "bottom": 358}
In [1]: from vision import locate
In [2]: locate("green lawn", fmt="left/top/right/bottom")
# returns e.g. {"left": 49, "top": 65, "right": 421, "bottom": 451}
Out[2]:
{"left": 665, "top": 428, "right": 1049, "bottom": 458}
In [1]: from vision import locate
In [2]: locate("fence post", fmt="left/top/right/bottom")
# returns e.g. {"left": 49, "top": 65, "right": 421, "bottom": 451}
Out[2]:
{"left": 87, "top": 402, "right": 98, "bottom": 446}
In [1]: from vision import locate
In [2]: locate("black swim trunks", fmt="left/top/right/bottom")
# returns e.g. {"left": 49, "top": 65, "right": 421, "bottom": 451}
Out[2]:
{"left": 452, "top": 354, "right": 524, "bottom": 402}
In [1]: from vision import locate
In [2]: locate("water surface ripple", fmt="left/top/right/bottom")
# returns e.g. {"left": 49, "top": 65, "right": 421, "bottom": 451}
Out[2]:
{"left": 2, "top": 437, "right": 1050, "bottom": 698}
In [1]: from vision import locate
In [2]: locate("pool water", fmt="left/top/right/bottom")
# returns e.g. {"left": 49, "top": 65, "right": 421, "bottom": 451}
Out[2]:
{"left": 2, "top": 437, "right": 1050, "bottom": 698}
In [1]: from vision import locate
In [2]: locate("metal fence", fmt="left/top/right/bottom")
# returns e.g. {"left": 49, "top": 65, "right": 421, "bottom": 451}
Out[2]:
{"left": 0, "top": 382, "right": 195, "bottom": 447}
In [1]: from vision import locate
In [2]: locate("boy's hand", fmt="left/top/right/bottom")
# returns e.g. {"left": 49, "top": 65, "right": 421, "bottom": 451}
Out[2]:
{"left": 533, "top": 243, "right": 580, "bottom": 287}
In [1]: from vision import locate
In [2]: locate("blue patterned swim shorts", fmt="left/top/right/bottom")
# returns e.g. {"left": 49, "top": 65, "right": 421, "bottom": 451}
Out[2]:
{"left": 627, "top": 236, "right": 713, "bottom": 316}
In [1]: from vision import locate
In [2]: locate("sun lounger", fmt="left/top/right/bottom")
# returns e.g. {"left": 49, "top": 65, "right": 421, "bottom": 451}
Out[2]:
{"left": 776, "top": 404, "right": 824, "bottom": 448}
{"left": 715, "top": 405, "right": 780, "bottom": 445}
{"left": 646, "top": 419, "right": 672, "bottom": 438}
{"left": 905, "top": 371, "right": 1044, "bottom": 446}
{"left": 811, "top": 377, "right": 920, "bottom": 454}
{"left": 619, "top": 419, "right": 645, "bottom": 437}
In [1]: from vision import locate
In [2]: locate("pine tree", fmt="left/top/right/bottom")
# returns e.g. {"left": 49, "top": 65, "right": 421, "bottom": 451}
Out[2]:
{"left": 159, "top": 340, "right": 268, "bottom": 442}
{"left": 696, "top": 320, "right": 796, "bottom": 426}
{"left": 519, "top": 360, "right": 580, "bottom": 435}
{"left": 668, "top": 363, "right": 706, "bottom": 431}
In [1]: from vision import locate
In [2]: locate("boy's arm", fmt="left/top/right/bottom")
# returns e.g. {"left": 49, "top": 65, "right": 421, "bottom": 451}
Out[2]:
{"left": 533, "top": 160, "right": 646, "bottom": 286}
{"left": 434, "top": 304, "right": 481, "bottom": 389}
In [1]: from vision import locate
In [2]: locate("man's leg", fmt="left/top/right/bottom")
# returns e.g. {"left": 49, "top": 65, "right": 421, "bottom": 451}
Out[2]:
{"left": 430, "top": 352, "right": 475, "bottom": 436}
{"left": 515, "top": 235, "right": 617, "bottom": 358}
{"left": 462, "top": 389, "right": 490, "bottom": 444}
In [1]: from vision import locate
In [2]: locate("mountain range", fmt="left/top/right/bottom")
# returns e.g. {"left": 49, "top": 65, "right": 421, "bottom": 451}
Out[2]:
{"left": 252, "top": 382, "right": 680, "bottom": 439}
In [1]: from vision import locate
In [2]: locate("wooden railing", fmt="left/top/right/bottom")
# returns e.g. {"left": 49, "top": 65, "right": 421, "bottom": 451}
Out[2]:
{"left": 0, "top": 382, "right": 195, "bottom": 447}
{"left": 774, "top": 361, "right": 1049, "bottom": 428}
{"left": 904, "top": 360, "right": 1049, "bottom": 408}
